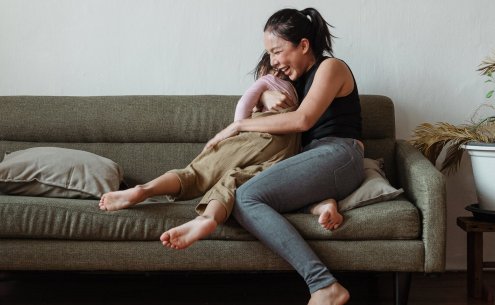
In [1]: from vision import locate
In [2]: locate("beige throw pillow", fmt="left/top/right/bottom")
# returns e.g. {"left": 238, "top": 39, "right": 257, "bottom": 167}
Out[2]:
{"left": 338, "top": 158, "right": 403, "bottom": 212}
{"left": 0, "top": 147, "right": 123, "bottom": 199}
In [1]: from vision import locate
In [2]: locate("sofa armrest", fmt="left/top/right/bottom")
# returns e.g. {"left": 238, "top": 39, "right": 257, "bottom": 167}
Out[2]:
{"left": 395, "top": 139, "right": 446, "bottom": 273}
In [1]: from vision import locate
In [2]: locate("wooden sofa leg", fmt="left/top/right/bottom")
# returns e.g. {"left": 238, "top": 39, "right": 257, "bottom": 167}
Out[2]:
{"left": 394, "top": 272, "right": 412, "bottom": 305}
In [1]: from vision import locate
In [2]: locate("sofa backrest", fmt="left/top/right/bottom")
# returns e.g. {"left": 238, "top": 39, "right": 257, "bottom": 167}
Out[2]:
{"left": 360, "top": 95, "right": 397, "bottom": 184}
{"left": 0, "top": 95, "right": 396, "bottom": 186}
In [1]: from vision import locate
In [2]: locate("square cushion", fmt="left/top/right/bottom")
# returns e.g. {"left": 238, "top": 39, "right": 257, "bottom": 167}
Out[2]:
{"left": 0, "top": 147, "right": 123, "bottom": 199}
{"left": 338, "top": 158, "right": 403, "bottom": 211}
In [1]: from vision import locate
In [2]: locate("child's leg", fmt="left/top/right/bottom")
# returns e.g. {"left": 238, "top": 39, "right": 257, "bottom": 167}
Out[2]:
{"left": 165, "top": 132, "right": 277, "bottom": 202}
{"left": 160, "top": 199, "right": 227, "bottom": 250}
{"left": 309, "top": 199, "right": 343, "bottom": 231}
{"left": 99, "top": 172, "right": 181, "bottom": 211}
{"left": 99, "top": 132, "right": 274, "bottom": 212}
{"left": 159, "top": 133, "right": 299, "bottom": 249}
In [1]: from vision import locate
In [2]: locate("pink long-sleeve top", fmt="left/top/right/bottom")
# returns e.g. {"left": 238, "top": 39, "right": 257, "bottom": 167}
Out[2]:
{"left": 233, "top": 74, "right": 299, "bottom": 121}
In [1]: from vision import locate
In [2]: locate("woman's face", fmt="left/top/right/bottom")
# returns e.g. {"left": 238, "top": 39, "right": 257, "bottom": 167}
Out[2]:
{"left": 263, "top": 31, "right": 310, "bottom": 81}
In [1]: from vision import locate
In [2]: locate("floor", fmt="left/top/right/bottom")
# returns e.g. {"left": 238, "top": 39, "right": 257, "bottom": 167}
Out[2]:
{"left": 0, "top": 271, "right": 493, "bottom": 305}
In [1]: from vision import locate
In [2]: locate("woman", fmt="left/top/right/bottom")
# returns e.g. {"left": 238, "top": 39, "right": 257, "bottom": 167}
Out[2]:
{"left": 204, "top": 7, "right": 364, "bottom": 305}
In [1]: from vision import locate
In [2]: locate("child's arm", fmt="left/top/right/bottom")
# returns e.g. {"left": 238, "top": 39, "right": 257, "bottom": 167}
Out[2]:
{"left": 234, "top": 77, "right": 270, "bottom": 121}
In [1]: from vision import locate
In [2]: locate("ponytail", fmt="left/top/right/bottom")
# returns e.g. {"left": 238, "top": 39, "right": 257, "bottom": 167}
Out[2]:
{"left": 263, "top": 7, "right": 335, "bottom": 59}
{"left": 299, "top": 8, "right": 335, "bottom": 58}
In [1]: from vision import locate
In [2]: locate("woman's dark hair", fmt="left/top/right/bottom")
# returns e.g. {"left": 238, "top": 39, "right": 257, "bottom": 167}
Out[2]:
{"left": 264, "top": 7, "right": 335, "bottom": 60}
{"left": 253, "top": 51, "right": 272, "bottom": 80}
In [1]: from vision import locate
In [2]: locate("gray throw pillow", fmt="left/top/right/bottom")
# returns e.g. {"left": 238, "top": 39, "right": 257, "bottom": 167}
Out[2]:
{"left": 0, "top": 147, "right": 123, "bottom": 199}
{"left": 338, "top": 158, "right": 403, "bottom": 212}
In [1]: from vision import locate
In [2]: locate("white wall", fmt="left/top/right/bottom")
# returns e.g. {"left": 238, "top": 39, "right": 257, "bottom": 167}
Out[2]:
{"left": 1, "top": 0, "right": 495, "bottom": 270}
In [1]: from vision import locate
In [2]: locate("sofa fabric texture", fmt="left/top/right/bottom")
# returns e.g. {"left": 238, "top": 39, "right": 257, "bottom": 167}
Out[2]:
{"left": 0, "top": 95, "right": 446, "bottom": 273}
{"left": 0, "top": 195, "right": 419, "bottom": 241}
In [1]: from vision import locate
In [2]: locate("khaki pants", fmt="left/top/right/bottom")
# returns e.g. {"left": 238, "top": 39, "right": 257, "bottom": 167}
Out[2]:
{"left": 168, "top": 111, "right": 300, "bottom": 217}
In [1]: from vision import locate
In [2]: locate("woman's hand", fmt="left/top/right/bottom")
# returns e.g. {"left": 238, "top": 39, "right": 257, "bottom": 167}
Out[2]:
{"left": 260, "top": 90, "right": 297, "bottom": 112}
{"left": 202, "top": 122, "right": 240, "bottom": 153}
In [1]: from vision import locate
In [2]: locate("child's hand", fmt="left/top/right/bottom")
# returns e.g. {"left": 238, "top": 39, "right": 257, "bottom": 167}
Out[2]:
{"left": 260, "top": 90, "right": 295, "bottom": 112}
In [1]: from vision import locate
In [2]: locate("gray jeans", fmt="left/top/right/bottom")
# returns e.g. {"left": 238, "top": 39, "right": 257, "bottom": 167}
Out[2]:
{"left": 233, "top": 136, "right": 364, "bottom": 293}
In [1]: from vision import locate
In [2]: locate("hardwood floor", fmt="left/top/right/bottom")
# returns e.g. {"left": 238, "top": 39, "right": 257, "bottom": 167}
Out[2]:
{"left": 0, "top": 271, "right": 493, "bottom": 305}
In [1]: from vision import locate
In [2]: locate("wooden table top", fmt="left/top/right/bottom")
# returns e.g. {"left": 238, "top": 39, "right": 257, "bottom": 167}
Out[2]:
{"left": 457, "top": 217, "right": 495, "bottom": 232}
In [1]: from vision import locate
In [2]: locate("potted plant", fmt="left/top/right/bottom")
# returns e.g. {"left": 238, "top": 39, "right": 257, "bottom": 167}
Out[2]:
{"left": 410, "top": 51, "right": 495, "bottom": 212}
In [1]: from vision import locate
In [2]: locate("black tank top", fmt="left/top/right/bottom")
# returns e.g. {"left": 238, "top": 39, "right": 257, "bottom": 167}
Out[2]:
{"left": 295, "top": 57, "right": 362, "bottom": 147}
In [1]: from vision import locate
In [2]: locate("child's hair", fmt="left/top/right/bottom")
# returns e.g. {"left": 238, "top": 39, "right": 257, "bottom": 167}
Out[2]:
{"left": 264, "top": 7, "right": 335, "bottom": 60}
{"left": 253, "top": 52, "right": 272, "bottom": 80}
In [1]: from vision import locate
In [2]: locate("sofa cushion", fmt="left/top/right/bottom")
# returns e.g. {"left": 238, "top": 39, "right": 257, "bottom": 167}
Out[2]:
{"left": 0, "top": 195, "right": 420, "bottom": 241}
{"left": 0, "top": 147, "right": 123, "bottom": 199}
{"left": 338, "top": 158, "right": 403, "bottom": 212}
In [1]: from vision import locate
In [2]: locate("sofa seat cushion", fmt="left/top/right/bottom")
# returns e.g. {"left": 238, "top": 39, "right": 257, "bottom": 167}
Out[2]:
{"left": 0, "top": 195, "right": 420, "bottom": 241}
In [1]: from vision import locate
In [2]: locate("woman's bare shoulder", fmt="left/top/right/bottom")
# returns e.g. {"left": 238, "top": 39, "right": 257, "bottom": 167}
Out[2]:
{"left": 318, "top": 58, "right": 350, "bottom": 75}
{"left": 312, "top": 58, "right": 354, "bottom": 97}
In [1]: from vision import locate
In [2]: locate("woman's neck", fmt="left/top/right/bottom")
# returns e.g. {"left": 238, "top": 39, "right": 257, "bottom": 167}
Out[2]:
{"left": 304, "top": 54, "right": 317, "bottom": 73}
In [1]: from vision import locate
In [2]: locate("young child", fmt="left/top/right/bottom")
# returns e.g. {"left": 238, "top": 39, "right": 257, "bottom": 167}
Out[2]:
{"left": 99, "top": 53, "right": 343, "bottom": 249}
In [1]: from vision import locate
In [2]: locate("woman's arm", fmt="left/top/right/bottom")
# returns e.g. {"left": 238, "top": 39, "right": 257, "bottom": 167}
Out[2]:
{"left": 203, "top": 59, "right": 354, "bottom": 151}
{"left": 239, "top": 59, "right": 353, "bottom": 133}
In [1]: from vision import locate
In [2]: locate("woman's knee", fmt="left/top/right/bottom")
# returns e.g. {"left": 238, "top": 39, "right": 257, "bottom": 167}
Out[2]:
{"left": 233, "top": 184, "right": 256, "bottom": 221}
{"left": 235, "top": 183, "right": 256, "bottom": 208}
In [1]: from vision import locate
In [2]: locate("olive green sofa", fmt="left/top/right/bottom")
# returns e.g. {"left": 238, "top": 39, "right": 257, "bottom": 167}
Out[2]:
{"left": 0, "top": 95, "right": 445, "bottom": 305}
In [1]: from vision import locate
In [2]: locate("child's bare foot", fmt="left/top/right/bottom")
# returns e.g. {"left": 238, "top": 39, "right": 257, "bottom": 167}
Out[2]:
{"left": 160, "top": 216, "right": 217, "bottom": 250}
{"left": 99, "top": 186, "right": 147, "bottom": 211}
{"left": 310, "top": 199, "right": 343, "bottom": 230}
{"left": 308, "top": 282, "right": 349, "bottom": 305}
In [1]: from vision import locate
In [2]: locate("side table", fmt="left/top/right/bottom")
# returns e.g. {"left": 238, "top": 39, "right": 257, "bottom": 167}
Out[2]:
{"left": 457, "top": 216, "right": 495, "bottom": 301}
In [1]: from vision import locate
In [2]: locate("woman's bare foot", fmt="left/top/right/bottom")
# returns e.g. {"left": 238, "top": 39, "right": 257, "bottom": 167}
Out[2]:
{"left": 310, "top": 199, "right": 343, "bottom": 230}
{"left": 99, "top": 186, "right": 147, "bottom": 211}
{"left": 160, "top": 216, "right": 217, "bottom": 250}
{"left": 308, "top": 282, "right": 350, "bottom": 305}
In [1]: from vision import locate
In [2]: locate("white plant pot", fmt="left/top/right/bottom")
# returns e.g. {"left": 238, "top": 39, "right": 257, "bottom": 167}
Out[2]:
{"left": 463, "top": 142, "right": 495, "bottom": 211}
